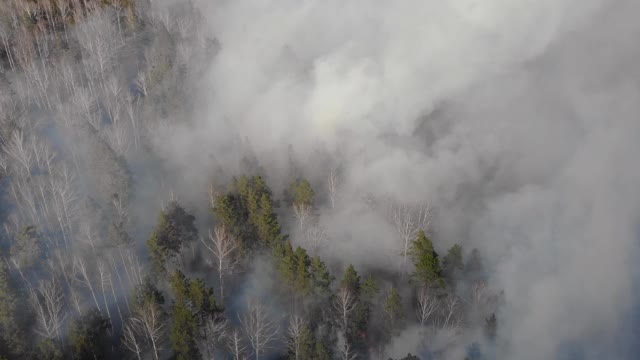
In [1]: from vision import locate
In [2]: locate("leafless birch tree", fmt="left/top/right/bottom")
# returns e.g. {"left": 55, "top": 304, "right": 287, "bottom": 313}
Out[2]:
{"left": 201, "top": 317, "right": 228, "bottom": 360}
{"left": 338, "top": 333, "right": 358, "bottom": 360}
{"left": 285, "top": 315, "right": 306, "bottom": 360}
{"left": 240, "top": 299, "right": 279, "bottom": 360}
{"left": 327, "top": 168, "right": 338, "bottom": 209}
{"left": 73, "top": 256, "right": 102, "bottom": 312}
{"left": 29, "top": 278, "right": 66, "bottom": 341}
{"left": 123, "top": 323, "right": 143, "bottom": 360}
{"left": 334, "top": 287, "right": 356, "bottom": 334}
{"left": 293, "top": 203, "right": 312, "bottom": 231}
{"left": 303, "top": 223, "right": 328, "bottom": 255}
{"left": 201, "top": 225, "right": 240, "bottom": 304}
{"left": 441, "top": 296, "right": 460, "bottom": 329}
{"left": 416, "top": 288, "right": 439, "bottom": 329}
{"left": 130, "top": 300, "right": 165, "bottom": 360}
{"left": 386, "top": 201, "right": 432, "bottom": 274}
{"left": 227, "top": 328, "right": 247, "bottom": 360}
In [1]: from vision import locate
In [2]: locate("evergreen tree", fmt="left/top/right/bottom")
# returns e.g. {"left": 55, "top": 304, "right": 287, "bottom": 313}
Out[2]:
{"left": 276, "top": 241, "right": 296, "bottom": 288}
{"left": 171, "top": 301, "right": 199, "bottom": 360}
{"left": 256, "top": 193, "right": 283, "bottom": 247}
{"left": 442, "top": 244, "right": 463, "bottom": 286}
{"left": 290, "top": 179, "right": 314, "bottom": 207}
{"left": 310, "top": 256, "right": 334, "bottom": 297}
{"left": 0, "top": 261, "right": 28, "bottom": 357}
{"left": 313, "top": 339, "right": 332, "bottom": 360}
{"left": 68, "top": 309, "right": 113, "bottom": 360}
{"left": 10, "top": 225, "right": 43, "bottom": 272}
{"left": 133, "top": 279, "right": 166, "bottom": 310}
{"left": 170, "top": 271, "right": 221, "bottom": 360}
{"left": 361, "top": 276, "right": 380, "bottom": 302}
{"left": 384, "top": 288, "right": 404, "bottom": 335}
{"left": 485, "top": 313, "right": 497, "bottom": 341}
{"left": 340, "top": 265, "right": 361, "bottom": 296}
{"left": 213, "top": 192, "right": 251, "bottom": 251}
{"left": 409, "top": 230, "right": 444, "bottom": 288}
{"left": 295, "top": 323, "right": 315, "bottom": 359}
{"left": 36, "top": 339, "right": 63, "bottom": 360}
{"left": 107, "top": 220, "right": 133, "bottom": 248}
{"left": 293, "top": 247, "right": 312, "bottom": 296}
{"left": 146, "top": 201, "right": 198, "bottom": 272}
{"left": 466, "top": 248, "right": 484, "bottom": 280}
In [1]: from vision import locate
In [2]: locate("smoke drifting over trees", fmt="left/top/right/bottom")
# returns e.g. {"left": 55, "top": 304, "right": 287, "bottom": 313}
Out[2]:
{"left": 0, "top": 0, "right": 638, "bottom": 359}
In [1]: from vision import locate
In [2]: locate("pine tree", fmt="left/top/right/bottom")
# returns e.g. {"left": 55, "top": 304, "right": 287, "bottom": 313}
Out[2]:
{"left": 293, "top": 247, "right": 312, "bottom": 296}
{"left": 485, "top": 313, "right": 497, "bottom": 340}
{"left": 170, "top": 271, "right": 221, "bottom": 360}
{"left": 442, "top": 244, "right": 463, "bottom": 286}
{"left": 310, "top": 256, "right": 334, "bottom": 297}
{"left": 147, "top": 201, "right": 198, "bottom": 272}
{"left": 68, "top": 309, "right": 113, "bottom": 360}
{"left": 384, "top": 288, "right": 404, "bottom": 335}
{"left": 340, "top": 265, "right": 361, "bottom": 296}
{"left": 256, "top": 193, "right": 283, "bottom": 247}
{"left": 466, "top": 248, "right": 484, "bottom": 279}
{"left": 409, "top": 230, "right": 443, "bottom": 288}
{"left": 276, "top": 241, "right": 296, "bottom": 288}
{"left": 291, "top": 179, "right": 314, "bottom": 207}
{"left": 10, "top": 225, "right": 43, "bottom": 272}
{"left": 0, "top": 261, "right": 28, "bottom": 357}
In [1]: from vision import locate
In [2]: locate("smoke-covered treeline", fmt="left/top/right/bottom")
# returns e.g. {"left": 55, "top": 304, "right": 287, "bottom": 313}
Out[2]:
{"left": 1, "top": 0, "right": 639, "bottom": 359}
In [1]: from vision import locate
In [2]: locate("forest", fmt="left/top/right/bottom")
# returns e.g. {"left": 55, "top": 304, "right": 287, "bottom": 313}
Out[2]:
{"left": 0, "top": 0, "right": 637, "bottom": 359}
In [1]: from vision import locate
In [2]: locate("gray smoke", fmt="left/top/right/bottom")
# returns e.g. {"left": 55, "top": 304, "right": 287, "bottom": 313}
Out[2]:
{"left": 151, "top": 0, "right": 640, "bottom": 358}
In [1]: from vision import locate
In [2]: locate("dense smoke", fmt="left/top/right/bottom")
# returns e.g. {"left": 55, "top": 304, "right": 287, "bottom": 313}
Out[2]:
{"left": 1, "top": 0, "right": 638, "bottom": 359}
{"left": 151, "top": 0, "right": 639, "bottom": 358}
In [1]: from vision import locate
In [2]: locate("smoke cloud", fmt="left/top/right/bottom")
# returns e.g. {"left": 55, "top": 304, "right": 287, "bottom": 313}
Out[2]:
{"left": 148, "top": 0, "right": 640, "bottom": 358}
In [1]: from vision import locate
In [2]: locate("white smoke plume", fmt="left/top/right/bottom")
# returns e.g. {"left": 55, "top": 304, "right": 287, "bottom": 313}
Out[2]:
{"left": 151, "top": 0, "right": 640, "bottom": 358}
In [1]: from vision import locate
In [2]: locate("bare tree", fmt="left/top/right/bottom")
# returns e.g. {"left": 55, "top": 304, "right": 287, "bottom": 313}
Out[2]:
{"left": 134, "top": 70, "right": 148, "bottom": 97}
{"left": 52, "top": 250, "right": 82, "bottom": 316}
{"left": 72, "top": 87, "right": 97, "bottom": 127}
{"left": 0, "top": 22, "right": 15, "bottom": 71}
{"left": 208, "top": 183, "right": 219, "bottom": 210}
{"left": 55, "top": 0, "right": 71, "bottom": 41}
{"left": 73, "top": 256, "right": 102, "bottom": 312}
{"left": 201, "top": 225, "right": 240, "bottom": 304}
{"left": 285, "top": 315, "right": 306, "bottom": 360}
{"left": 104, "top": 119, "right": 132, "bottom": 157}
{"left": 327, "top": 168, "right": 338, "bottom": 209}
{"left": 123, "top": 93, "right": 141, "bottom": 150}
{"left": 338, "top": 333, "right": 357, "bottom": 360}
{"left": 201, "top": 317, "right": 228, "bottom": 360}
{"left": 334, "top": 287, "right": 356, "bottom": 334}
{"left": 130, "top": 300, "right": 165, "bottom": 360}
{"left": 293, "top": 203, "right": 312, "bottom": 231}
{"left": 97, "top": 261, "right": 114, "bottom": 322}
{"left": 303, "top": 223, "right": 328, "bottom": 255}
{"left": 386, "top": 201, "right": 432, "bottom": 274}
{"left": 471, "top": 281, "right": 487, "bottom": 312}
{"left": 122, "top": 323, "right": 143, "bottom": 360}
{"left": 75, "top": 8, "right": 118, "bottom": 82}
{"left": 4, "top": 130, "right": 34, "bottom": 174}
{"left": 227, "top": 328, "right": 247, "bottom": 360}
{"left": 30, "top": 278, "right": 66, "bottom": 341}
{"left": 239, "top": 299, "right": 279, "bottom": 360}
{"left": 416, "top": 288, "right": 439, "bottom": 328}
{"left": 441, "top": 295, "right": 460, "bottom": 329}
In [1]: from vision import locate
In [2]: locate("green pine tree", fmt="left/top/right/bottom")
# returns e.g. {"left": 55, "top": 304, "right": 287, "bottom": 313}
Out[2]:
{"left": 442, "top": 244, "right": 463, "bottom": 286}
{"left": 409, "top": 230, "right": 444, "bottom": 288}
{"left": 384, "top": 288, "right": 404, "bottom": 334}
{"left": 147, "top": 201, "right": 198, "bottom": 272}
{"left": 68, "top": 309, "right": 113, "bottom": 360}
{"left": 293, "top": 247, "right": 312, "bottom": 296}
